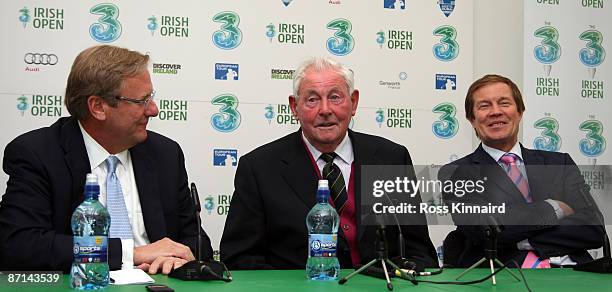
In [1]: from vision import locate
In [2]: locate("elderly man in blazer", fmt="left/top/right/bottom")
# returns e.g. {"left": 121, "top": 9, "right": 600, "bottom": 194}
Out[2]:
{"left": 220, "top": 57, "right": 438, "bottom": 270}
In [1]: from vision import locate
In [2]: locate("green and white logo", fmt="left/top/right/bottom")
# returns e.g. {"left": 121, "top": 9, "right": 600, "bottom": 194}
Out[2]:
{"left": 433, "top": 25, "right": 458, "bottom": 61}
{"left": 533, "top": 116, "right": 561, "bottom": 152}
{"left": 18, "top": 95, "right": 63, "bottom": 117}
{"left": 89, "top": 3, "right": 121, "bottom": 43}
{"left": 432, "top": 103, "right": 458, "bottom": 139}
{"left": 579, "top": 119, "right": 605, "bottom": 157}
{"left": 20, "top": 6, "right": 64, "bottom": 30}
{"left": 156, "top": 99, "right": 188, "bottom": 121}
{"left": 326, "top": 18, "right": 354, "bottom": 56}
{"left": 211, "top": 94, "right": 241, "bottom": 132}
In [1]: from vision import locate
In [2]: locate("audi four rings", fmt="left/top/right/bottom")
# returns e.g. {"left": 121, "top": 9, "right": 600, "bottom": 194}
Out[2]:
{"left": 24, "top": 53, "right": 58, "bottom": 65}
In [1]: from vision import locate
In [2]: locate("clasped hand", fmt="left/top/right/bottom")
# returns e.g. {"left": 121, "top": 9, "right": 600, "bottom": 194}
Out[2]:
{"left": 134, "top": 237, "right": 195, "bottom": 275}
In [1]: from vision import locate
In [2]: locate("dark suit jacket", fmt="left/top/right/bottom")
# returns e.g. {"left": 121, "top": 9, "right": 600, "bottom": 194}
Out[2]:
{"left": 441, "top": 144, "right": 605, "bottom": 267}
{"left": 220, "top": 130, "right": 438, "bottom": 270}
{"left": 0, "top": 117, "right": 213, "bottom": 272}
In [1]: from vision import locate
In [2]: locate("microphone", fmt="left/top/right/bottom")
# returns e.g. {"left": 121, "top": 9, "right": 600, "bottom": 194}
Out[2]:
{"left": 573, "top": 184, "right": 612, "bottom": 273}
{"left": 380, "top": 189, "right": 414, "bottom": 270}
{"left": 484, "top": 215, "right": 501, "bottom": 261}
{"left": 191, "top": 183, "right": 202, "bottom": 261}
{"left": 169, "top": 183, "right": 232, "bottom": 281}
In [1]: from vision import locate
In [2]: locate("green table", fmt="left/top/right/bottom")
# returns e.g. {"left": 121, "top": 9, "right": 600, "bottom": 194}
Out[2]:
{"left": 4, "top": 269, "right": 612, "bottom": 291}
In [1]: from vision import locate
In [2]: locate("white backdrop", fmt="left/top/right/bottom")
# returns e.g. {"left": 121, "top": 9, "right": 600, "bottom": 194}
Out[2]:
{"left": 522, "top": 1, "right": 612, "bottom": 253}
{"left": 1, "top": 1, "right": 474, "bottom": 256}
{"left": 5, "top": 1, "right": 607, "bottom": 260}
{"left": 523, "top": 0, "right": 610, "bottom": 166}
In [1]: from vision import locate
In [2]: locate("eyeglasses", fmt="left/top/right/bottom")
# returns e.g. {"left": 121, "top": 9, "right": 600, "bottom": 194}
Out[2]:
{"left": 114, "top": 90, "right": 156, "bottom": 108}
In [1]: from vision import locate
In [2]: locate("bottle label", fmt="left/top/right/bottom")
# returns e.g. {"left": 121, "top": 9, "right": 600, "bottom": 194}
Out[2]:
{"left": 309, "top": 234, "right": 337, "bottom": 257}
{"left": 73, "top": 236, "right": 108, "bottom": 263}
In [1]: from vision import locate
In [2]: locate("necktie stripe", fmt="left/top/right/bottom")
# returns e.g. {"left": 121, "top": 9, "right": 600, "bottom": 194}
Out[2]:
{"left": 332, "top": 186, "right": 346, "bottom": 201}
{"left": 320, "top": 152, "right": 347, "bottom": 214}
{"left": 499, "top": 153, "right": 532, "bottom": 203}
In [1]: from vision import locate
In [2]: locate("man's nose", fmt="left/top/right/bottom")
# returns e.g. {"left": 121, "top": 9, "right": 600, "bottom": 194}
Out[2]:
{"left": 145, "top": 99, "right": 159, "bottom": 117}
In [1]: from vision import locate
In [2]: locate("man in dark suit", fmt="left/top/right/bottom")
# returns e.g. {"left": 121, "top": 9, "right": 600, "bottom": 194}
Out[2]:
{"left": 441, "top": 74, "right": 604, "bottom": 268}
{"left": 220, "top": 57, "right": 438, "bottom": 270}
{"left": 0, "top": 45, "right": 212, "bottom": 274}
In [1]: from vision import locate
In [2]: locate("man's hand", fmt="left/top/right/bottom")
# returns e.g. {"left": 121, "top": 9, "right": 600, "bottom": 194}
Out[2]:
{"left": 137, "top": 256, "right": 188, "bottom": 275}
{"left": 556, "top": 200, "right": 575, "bottom": 217}
{"left": 133, "top": 237, "right": 195, "bottom": 266}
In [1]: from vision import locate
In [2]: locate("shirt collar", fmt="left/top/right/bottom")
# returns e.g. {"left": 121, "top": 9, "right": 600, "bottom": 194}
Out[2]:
{"left": 79, "top": 121, "right": 129, "bottom": 170}
{"left": 302, "top": 131, "right": 354, "bottom": 165}
{"left": 481, "top": 142, "right": 523, "bottom": 163}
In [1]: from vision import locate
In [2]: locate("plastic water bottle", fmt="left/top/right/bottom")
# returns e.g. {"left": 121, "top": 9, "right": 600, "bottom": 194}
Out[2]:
{"left": 306, "top": 180, "right": 340, "bottom": 280}
{"left": 70, "top": 174, "right": 110, "bottom": 289}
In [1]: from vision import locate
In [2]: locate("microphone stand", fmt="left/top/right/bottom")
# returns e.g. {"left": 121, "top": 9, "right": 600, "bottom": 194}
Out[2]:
{"left": 574, "top": 185, "right": 612, "bottom": 273}
{"left": 338, "top": 225, "right": 417, "bottom": 290}
{"left": 455, "top": 218, "right": 520, "bottom": 285}
{"left": 169, "top": 183, "right": 232, "bottom": 281}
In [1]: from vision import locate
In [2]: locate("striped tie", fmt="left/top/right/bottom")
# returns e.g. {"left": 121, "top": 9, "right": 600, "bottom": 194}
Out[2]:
{"left": 499, "top": 153, "right": 532, "bottom": 203}
{"left": 105, "top": 156, "right": 133, "bottom": 240}
{"left": 521, "top": 250, "right": 551, "bottom": 269}
{"left": 321, "top": 153, "right": 347, "bottom": 213}
{"left": 499, "top": 153, "right": 550, "bottom": 268}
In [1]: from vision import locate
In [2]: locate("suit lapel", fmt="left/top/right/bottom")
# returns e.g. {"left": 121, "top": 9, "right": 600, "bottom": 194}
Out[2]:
{"left": 60, "top": 117, "right": 91, "bottom": 210}
{"left": 521, "top": 145, "right": 548, "bottom": 202}
{"left": 472, "top": 145, "right": 526, "bottom": 204}
{"left": 130, "top": 142, "right": 165, "bottom": 241}
{"left": 280, "top": 130, "right": 319, "bottom": 209}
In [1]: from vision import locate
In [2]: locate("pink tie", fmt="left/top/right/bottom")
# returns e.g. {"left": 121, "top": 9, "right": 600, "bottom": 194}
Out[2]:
{"left": 499, "top": 153, "right": 532, "bottom": 203}
{"left": 522, "top": 251, "right": 551, "bottom": 269}
{"left": 500, "top": 154, "right": 550, "bottom": 268}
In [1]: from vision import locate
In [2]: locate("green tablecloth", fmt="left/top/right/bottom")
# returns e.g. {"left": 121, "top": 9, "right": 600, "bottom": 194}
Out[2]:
{"left": 4, "top": 268, "right": 612, "bottom": 291}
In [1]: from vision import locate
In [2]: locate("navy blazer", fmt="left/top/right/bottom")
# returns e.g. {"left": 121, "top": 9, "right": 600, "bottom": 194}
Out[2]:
{"left": 220, "top": 129, "right": 438, "bottom": 270}
{"left": 441, "top": 144, "right": 605, "bottom": 266}
{"left": 0, "top": 117, "right": 212, "bottom": 271}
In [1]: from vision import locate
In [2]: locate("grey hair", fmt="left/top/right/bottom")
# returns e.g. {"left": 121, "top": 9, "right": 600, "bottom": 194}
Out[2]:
{"left": 292, "top": 57, "right": 354, "bottom": 98}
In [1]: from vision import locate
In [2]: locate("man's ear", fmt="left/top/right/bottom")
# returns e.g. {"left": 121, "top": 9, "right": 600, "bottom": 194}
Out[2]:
{"left": 87, "top": 95, "right": 107, "bottom": 121}
{"left": 289, "top": 95, "right": 299, "bottom": 120}
{"left": 350, "top": 89, "right": 360, "bottom": 116}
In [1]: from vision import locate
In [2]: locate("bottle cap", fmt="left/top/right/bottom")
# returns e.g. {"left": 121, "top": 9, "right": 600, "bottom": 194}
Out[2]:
{"left": 85, "top": 173, "right": 98, "bottom": 185}
{"left": 84, "top": 173, "right": 100, "bottom": 199}
{"left": 318, "top": 179, "right": 329, "bottom": 188}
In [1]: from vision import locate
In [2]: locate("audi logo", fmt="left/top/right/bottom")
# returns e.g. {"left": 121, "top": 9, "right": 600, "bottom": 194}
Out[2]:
{"left": 24, "top": 53, "right": 58, "bottom": 65}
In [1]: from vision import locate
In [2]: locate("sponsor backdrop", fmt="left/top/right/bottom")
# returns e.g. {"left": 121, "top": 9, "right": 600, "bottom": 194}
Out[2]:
{"left": 523, "top": 0, "right": 612, "bottom": 233}
{"left": 8, "top": 1, "right": 607, "bottom": 259}
{"left": 524, "top": 0, "right": 610, "bottom": 165}
{"left": 0, "top": 0, "right": 473, "bottom": 256}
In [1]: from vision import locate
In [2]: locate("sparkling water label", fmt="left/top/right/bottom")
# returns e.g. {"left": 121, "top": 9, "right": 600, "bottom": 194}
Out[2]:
{"left": 73, "top": 236, "right": 107, "bottom": 263}
{"left": 309, "top": 234, "right": 337, "bottom": 257}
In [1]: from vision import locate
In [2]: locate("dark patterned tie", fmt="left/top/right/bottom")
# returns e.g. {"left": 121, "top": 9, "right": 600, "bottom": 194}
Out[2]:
{"left": 321, "top": 153, "right": 347, "bottom": 213}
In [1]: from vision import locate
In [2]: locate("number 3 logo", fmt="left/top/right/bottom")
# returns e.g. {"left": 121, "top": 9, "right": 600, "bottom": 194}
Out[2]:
{"left": 89, "top": 3, "right": 122, "bottom": 43}
{"left": 533, "top": 117, "right": 561, "bottom": 152}
{"left": 432, "top": 103, "right": 458, "bottom": 139}
{"left": 211, "top": 94, "right": 241, "bottom": 132}
{"left": 579, "top": 120, "right": 606, "bottom": 157}
{"left": 433, "top": 25, "right": 459, "bottom": 61}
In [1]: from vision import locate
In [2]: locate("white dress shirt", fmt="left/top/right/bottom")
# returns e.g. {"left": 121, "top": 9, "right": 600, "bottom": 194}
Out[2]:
{"left": 302, "top": 132, "right": 354, "bottom": 188}
{"left": 79, "top": 122, "right": 150, "bottom": 269}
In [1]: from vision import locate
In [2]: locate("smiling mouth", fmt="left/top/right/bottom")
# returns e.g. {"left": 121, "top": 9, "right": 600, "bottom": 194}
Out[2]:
{"left": 488, "top": 121, "right": 507, "bottom": 128}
